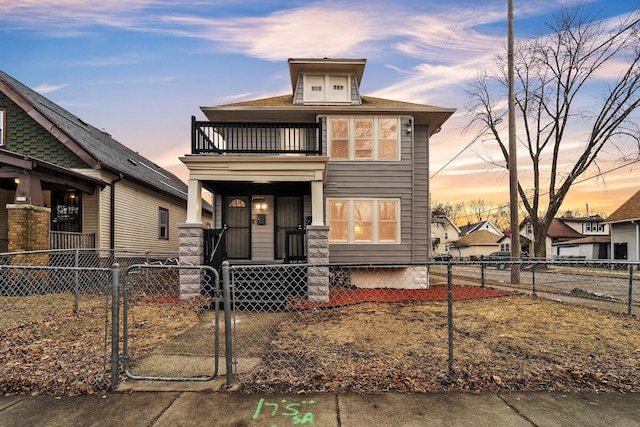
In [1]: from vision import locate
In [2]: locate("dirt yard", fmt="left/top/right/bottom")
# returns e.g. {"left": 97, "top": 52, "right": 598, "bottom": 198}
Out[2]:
{"left": 1, "top": 291, "right": 639, "bottom": 395}
{"left": 240, "top": 294, "right": 640, "bottom": 394}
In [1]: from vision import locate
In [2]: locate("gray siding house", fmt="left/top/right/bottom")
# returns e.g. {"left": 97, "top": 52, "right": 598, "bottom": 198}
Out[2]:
{"left": 605, "top": 189, "right": 640, "bottom": 261}
{"left": 179, "top": 58, "right": 455, "bottom": 299}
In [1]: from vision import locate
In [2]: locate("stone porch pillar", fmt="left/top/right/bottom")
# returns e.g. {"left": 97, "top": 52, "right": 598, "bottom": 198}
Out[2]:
{"left": 306, "top": 225, "right": 329, "bottom": 302}
{"left": 178, "top": 223, "right": 206, "bottom": 299}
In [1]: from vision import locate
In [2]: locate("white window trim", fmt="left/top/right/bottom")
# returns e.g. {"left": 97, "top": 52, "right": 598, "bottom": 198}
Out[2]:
{"left": 327, "top": 198, "right": 401, "bottom": 244}
{"left": 327, "top": 116, "right": 401, "bottom": 161}
{"left": 0, "top": 107, "right": 5, "bottom": 146}
{"left": 159, "top": 207, "right": 169, "bottom": 240}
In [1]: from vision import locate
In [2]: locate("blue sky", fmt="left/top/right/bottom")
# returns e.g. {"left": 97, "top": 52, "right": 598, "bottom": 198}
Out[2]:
{"left": 1, "top": 0, "right": 638, "bottom": 216}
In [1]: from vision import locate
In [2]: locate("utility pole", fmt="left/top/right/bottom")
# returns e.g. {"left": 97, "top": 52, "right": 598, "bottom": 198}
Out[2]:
{"left": 508, "top": 0, "right": 521, "bottom": 284}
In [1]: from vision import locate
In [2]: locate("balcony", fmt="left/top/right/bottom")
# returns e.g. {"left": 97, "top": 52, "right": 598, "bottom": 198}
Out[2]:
{"left": 192, "top": 116, "right": 322, "bottom": 155}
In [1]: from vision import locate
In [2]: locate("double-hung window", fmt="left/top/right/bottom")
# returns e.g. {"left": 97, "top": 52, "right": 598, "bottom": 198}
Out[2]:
{"left": 328, "top": 116, "right": 399, "bottom": 160}
{"left": 328, "top": 199, "right": 400, "bottom": 243}
{"left": 159, "top": 208, "right": 169, "bottom": 240}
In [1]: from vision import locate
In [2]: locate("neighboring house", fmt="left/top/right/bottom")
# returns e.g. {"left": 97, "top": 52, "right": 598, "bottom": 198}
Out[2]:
{"left": 449, "top": 230, "right": 502, "bottom": 260}
{"left": 179, "top": 57, "right": 455, "bottom": 298}
{"left": 604, "top": 189, "right": 640, "bottom": 261}
{"left": 458, "top": 220, "right": 502, "bottom": 237}
{"left": 520, "top": 213, "right": 610, "bottom": 259}
{"left": 431, "top": 215, "right": 460, "bottom": 256}
{"left": 0, "top": 69, "right": 211, "bottom": 254}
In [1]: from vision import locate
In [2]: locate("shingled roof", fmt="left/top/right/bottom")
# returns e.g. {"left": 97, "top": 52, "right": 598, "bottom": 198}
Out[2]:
{"left": 605, "top": 189, "right": 640, "bottom": 223}
{"left": 0, "top": 69, "right": 189, "bottom": 202}
{"left": 452, "top": 230, "right": 503, "bottom": 248}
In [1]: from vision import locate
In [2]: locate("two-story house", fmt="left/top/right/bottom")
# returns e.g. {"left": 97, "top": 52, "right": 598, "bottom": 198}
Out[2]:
{"left": 431, "top": 215, "right": 460, "bottom": 256}
{"left": 178, "top": 58, "right": 455, "bottom": 300}
{"left": 0, "top": 69, "right": 212, "bottom": 255}
{"left": 520, "top": 212, "right": 610, "bottom": 259}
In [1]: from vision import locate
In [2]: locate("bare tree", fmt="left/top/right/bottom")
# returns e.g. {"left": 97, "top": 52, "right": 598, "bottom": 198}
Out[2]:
{"left": 467, "top": 199, "right": 493, "bottom": 223}
{"left": 431, "top": 200, "right": 465, "bottom": 225}
{"left": 466, "top": 5, "right": 640, "bottom": 257}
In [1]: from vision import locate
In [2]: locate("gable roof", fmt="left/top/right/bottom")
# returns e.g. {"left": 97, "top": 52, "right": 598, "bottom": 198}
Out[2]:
{"left": 452, "top": 230, "right": 503, "bottom": 248}
{"left": 431, "top": 215, "right": 461, "bottom": 233}
{"left": 0, "top": 69, "right": 190, "bottom": 202}
{"left": 547, "top": 218, "right": 584, "bottom": 239}
{"left": 605, "top": 189, "right": 640, "bottom": 223}
{"left": 458, "top": 220, "right": 501, "bottom": 236}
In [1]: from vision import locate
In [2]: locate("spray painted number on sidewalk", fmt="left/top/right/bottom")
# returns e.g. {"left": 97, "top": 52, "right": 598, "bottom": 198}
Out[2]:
{"left": 252, "top": 397, "right": 316, "bottom": 425}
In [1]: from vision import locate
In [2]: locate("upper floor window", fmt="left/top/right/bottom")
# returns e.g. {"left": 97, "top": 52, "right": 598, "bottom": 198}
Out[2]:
{"left": 525, "top": 223, "right": 532, "bottom": 234}
{"left": 0, "top": 107, "right": 5, "bottom": 145}
{"left": 585, "top": 221, "right": 605, "bottom": 233}
{"left": 328, "top": 117, "right": 399, "bottom": 161}
{"left": 303, "top": 74, "right": 349, "bottom": 103}
{"left": 159, "top": 208, "right": 169, "bottom": 240}
{"left": 328, "top": 198, "right": 400, "bottom": 244}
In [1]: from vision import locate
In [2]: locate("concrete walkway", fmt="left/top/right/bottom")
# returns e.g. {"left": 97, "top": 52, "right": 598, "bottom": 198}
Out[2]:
{"left": 1, "top": 388, "right": 638, "bottom": 426}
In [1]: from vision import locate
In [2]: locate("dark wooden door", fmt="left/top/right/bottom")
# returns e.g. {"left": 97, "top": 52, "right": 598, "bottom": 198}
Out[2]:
{"left": 224, "top": 196, "right": 251, "bottom": 259}
{"left": 275, "top": 196, "right": 303, "bottom": 259}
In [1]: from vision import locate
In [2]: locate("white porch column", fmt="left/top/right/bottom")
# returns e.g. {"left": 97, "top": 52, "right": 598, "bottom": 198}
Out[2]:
{"left": 186, "top": 179, "right": 202, "bottom": 224}
{"left": 311, "top": 179, "right": 324, "bottom": 226}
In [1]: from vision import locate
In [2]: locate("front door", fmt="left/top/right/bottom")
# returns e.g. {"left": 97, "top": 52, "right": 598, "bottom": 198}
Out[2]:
{"left": 275, "top": 196, "right": 303, "bottom": 259}
{"left": 224, "top": 196, "right": 251, "bottom": 259}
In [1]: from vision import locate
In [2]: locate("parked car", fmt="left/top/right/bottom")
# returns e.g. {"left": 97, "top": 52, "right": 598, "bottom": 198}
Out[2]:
{"left": 432, "top": 253, "right": 453, "bottom": 262}
{"left": 484, "top": 251, "right": 531, "bottom": 270}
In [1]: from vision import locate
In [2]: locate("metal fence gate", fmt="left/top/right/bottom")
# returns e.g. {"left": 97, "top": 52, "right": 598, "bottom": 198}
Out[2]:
{"left": 120, "top": 264, "right": 228, "bottom": 382}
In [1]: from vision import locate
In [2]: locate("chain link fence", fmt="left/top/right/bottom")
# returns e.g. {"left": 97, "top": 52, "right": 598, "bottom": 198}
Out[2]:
{"left": 2, "top": 253, "right": 639, "bottom": 396}
{"left": 121, "top": 264, "right": 223, "bottom": 382}
{"left": 231, "top": 260, "right": 640, "bottom": 394}
{"left": 0, "top": 249, "right": 179, "bottom": 396}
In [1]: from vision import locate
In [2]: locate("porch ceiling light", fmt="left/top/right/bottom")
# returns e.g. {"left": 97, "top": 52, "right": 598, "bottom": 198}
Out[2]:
{"left": 252, "top": 197, "right": 267, "bottom": 210}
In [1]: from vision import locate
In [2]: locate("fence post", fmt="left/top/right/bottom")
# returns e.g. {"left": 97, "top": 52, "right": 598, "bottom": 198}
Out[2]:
{"left": 74, "top": 248, "right": 80, "bottom": 314}
{"left": 628, "top": 265, "right": 634, "bottom": 316}
{"left": 110, "top": 263, "right": 120, "bottom": 390}
{"left": 222, "top": 261, "right": 234, "bottom": 388}
{"left": 480, "top": 255, "right": 485, "bottom": 288}
{"left": 532, "top": 264, "right": 536, "bottom": 298}
{"left": 447, "top": 262, "right": 454, "bottom": 372}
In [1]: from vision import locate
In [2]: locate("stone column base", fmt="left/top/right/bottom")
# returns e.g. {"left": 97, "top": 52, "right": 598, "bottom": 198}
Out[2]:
{"left": 306, "top": 225, "right": 329, "bottom": 302}
{"left": 178, "top": 223, "right": 206, "bottom": 299}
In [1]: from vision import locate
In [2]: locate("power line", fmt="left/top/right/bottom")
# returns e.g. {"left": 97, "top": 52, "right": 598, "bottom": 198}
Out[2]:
{"left": 440, "top": 157, "right": 640, "bottom": 222}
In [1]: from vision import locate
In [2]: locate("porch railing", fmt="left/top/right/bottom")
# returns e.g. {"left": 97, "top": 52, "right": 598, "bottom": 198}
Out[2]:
{"left": 192, "top": 116, "right": 322, "bottom": 155}
{"left": 204, "top": 228, "right": 226, "bottom": 272}
{"left": 49, "top": 232, "right": 96, "bottom": 250}
{"left": 284, "top": 229, "right": 306, "bottom": 264}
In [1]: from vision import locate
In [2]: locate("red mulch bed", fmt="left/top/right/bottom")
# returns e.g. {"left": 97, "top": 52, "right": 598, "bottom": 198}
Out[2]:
{"left": 289, "top": 285, "right": 513, "bottom": 309}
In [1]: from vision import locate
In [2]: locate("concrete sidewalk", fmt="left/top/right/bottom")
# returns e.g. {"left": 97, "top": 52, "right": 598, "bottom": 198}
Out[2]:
{"left": 1, "top": 390, "right": 638, "bottom": 426}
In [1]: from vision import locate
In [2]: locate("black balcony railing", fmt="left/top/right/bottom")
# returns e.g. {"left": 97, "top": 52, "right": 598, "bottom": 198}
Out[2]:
{"left": 191, "top": 116, "right": 322, "bottom": 155}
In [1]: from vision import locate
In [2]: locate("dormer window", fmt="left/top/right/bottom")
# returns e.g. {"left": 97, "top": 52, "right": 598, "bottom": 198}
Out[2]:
{"left": 303, "top": 74, "right": 349, "bottom": 103}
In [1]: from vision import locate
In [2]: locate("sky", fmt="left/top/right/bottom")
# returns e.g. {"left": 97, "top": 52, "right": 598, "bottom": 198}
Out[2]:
{"left": 1, "top": 0, "right": 639, "bottom": 222}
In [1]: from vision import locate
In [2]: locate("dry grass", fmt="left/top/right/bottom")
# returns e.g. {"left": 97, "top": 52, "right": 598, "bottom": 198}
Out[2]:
{"left": 241, "top": 295, "right": 640, "bottom": 393}
{"left": 2, "top": 292, "right": 639, "bottom": 395}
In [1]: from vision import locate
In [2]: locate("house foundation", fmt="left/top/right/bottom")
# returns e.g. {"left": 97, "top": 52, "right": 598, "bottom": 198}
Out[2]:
{"left": 347, "top": 265, "right": 429, "bottom": 289}
{"left": 177, "top": 223, "right": 206, "bottom": 299}
{"left": 306, "top": 225, "right": 330, "bottom": 302}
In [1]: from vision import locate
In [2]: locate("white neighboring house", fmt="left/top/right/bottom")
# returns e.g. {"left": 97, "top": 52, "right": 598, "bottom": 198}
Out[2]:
{"left": 520, "top": 213, "right": 609, "bottom": 259}
{"left": 550, "top": 213, "right": 610, "bottom": 259}
{"left": 458, "top": 220, "right": 503, "bottom": 237}
{"left": 450, "top": 230, "right": 502, "bottom": 260}
{"left": 431, "top": 215, "right": 460, "bottom": 257}
{"left": 604, "top": 190, "right": 640, "bottom": 262}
